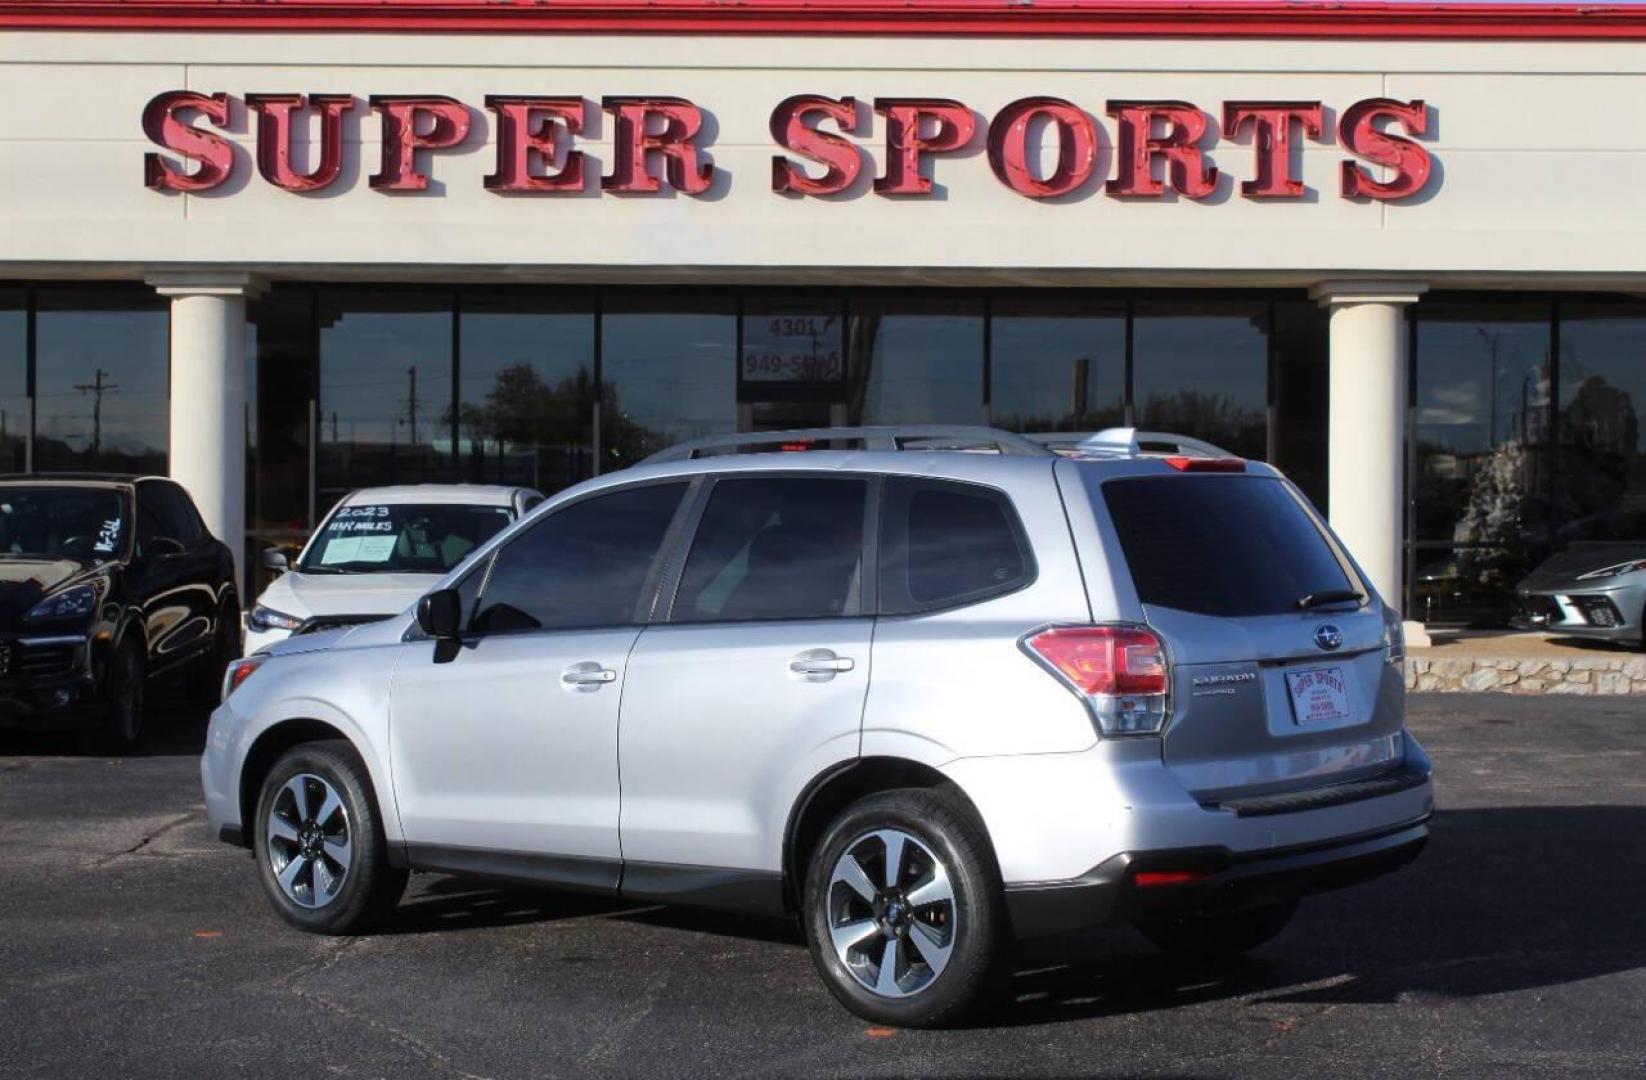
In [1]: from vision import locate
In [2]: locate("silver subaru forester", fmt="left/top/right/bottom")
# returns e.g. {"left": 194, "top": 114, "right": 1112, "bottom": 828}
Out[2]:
{"left": 202, "top": 425, "right": 1433, "bottom": 1028}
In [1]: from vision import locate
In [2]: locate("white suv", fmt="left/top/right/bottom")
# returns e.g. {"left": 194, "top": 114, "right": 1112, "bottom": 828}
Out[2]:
{"left": 202, "top": 426, "right": 1432, "bottom": 1028}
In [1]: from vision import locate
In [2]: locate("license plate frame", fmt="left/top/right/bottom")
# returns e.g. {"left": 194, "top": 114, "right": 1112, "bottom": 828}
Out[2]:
{"left": 1284, "top": 665, "right": 1351, "bottom": 725}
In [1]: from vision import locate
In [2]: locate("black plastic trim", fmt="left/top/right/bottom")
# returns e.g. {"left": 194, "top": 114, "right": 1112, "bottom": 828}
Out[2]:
{"left": 1205, "top": 762, "right": 1431, "bottom": 818}
{"left": 404, "top": 843, "right": 623, "bottom": 895}
{"left": 619, "top": 861, "right": 786, "bottom": 915}
{"left": 1004, "top": 817, "right": 1430, "bottom": 939}
{"left": 218, "top": 824, "right": 247, "bottom": 848}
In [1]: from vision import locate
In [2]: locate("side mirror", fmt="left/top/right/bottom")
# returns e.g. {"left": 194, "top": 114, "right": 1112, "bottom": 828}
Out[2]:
{"left": 416, "top": 588, "right": 463, "bottom": 641}
{"left": 260, "top": 548, "right": 290, "bottom": 573}
{"left": 147, "top": 536, "right": 186, "bottom": 559}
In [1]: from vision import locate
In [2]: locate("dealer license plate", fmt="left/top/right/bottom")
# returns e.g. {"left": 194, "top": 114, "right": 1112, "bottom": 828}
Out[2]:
{"left": 1285, "top": 666, "right": 1351, "bottom": 725}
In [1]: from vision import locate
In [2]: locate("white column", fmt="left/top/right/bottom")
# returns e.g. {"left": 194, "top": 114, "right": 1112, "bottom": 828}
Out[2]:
{"left": 1309, "top": 280, "right": 1428, "bottom": 635}
{"left": 147, "top": 272, "right": 263, "bottom": 597}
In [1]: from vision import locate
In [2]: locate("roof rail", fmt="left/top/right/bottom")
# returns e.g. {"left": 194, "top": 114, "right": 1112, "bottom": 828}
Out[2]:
{"left": 1024, "top": 428, "right": 1235, "bottom": 460}
{"left": 640, "top": 425, "right": 1054, "bottom": 465}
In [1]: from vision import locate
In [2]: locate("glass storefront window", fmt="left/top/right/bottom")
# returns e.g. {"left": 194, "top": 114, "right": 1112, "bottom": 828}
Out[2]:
{"left": 459, "top": 294, "right": 596, "bottom": 495}
{"left": 601, "top": 295, "right": 737, "bottom": 469}
{"left": 318, "top": 292, "right": 453, "bottom": 506}
{"left": 989, "top": 300, "right": 1125, "bottom": 433}
{"left": 34, "top": 289, "right": 168, "bottom": 475}
{"left": 848, "top": 298, "right": 985, "bottom": 426}
{"left": 1132, "top": 301, "right": 1269, "bottom": 461}
{"left": 0, "top": 290, "right": 24, "bottom": 473}
{"left": 740, "top": 298, "right": 848, "bottom": 432}
{"left": 1412, "top": 302, "right": 1553, "bottom": 623}
{"left": 1557, "top": 302, "right": 1646, "bottom": 544}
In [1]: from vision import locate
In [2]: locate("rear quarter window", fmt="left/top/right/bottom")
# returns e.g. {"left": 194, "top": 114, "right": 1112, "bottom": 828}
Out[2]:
{"left": 879, "top": 477, "right": 1034, "bottom": 615}
{"left": 1100, "top": 475, "right": 1358, "bottom": 617}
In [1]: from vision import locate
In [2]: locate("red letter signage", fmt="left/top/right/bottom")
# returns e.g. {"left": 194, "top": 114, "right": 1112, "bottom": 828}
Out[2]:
{"left": 873, "top": 98, "right": 976, "bottom": 196}
{"left": 485, "top": 96, "right": 587, "bottom": 194}
{"left": 1339, "top": 98, "right": 1432, "bottom": 201}
{"left": 987, "top": 97, "right": 1099, "bottom": 199}
{"left": 369, "top": 95, "right": 472, "bottom": 193}
{"left": 1222, "top": 101, "right": 1324, "bottom": 199}
{"left": 602, "top": 97, "right": 715, "bottom": 195}
{"left": 246, "top": 93, "right": 355, "bottom": 193}
{"left": 1104, "top": 100, "right": 1218, "bottom": 199}
{"left": 142, "top": 91, "right": 234, "bottom": 192}
{"left": 770, "top": 95, "right": 863, "bottom": 196}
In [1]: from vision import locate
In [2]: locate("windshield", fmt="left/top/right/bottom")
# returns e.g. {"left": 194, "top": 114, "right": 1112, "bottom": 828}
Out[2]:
{"left": 299, "top": 502, "right": 515, "bottom": 575}
{"left": 0, "top": 486, "right": 128, "bottom": 561}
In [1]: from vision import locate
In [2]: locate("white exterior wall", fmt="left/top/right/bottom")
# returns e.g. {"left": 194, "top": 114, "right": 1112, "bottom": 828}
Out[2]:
{"left": 0, "top": 32, "right": 1639, "bottom": 285}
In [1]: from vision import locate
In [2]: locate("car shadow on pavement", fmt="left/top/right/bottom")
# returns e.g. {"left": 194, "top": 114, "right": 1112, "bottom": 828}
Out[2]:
{"left": 978, "top": 804, "right": 1646, "bottom": 1027}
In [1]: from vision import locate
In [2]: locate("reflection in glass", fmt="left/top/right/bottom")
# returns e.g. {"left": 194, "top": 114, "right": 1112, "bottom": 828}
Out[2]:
{"left": 1132, "top": 302, "right": 1268, "bottom": 460}
{"left": 848, "top": 299, "right": 984, "bottom": 425}
{"left": 35, "top": 289, "right": 169, "bottom": 474}
{"left": 1557, "top": 303, "right": 1646, "bottom": 543}
{"left": 989, "top": 301, "right": 1125, "bottom": 433}
{"left": 0, "top": 291, "right": 24, "bottom": 472}
{"left": 318, "top": 292, "right": 453, "bottom": 505}
{"left": 1413, "top": 303, "right": 1553, "bottom": 624}
{"left": 459, "top": 295, "right": 595, "bottom": 495}
{"left": 602, "top": 296, "right": 737, "bottom": 469}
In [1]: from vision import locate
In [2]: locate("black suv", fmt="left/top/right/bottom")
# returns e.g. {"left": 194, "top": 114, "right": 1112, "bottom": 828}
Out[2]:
{"left": 0, "top": 476, "right": 240, "bottom": 752}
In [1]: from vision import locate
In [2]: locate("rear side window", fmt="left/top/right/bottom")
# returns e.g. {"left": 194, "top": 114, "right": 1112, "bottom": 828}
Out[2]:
{"left": 879, "top": 477, "right": 1033, "bottom": 615}
{"left": 1101, "top": 476, "right": 1356, "bottom": 617}
{"left": 472, "top": 481, "right": 687, "bottom": 634}
{"left": 672, "top": 476, "right": 867, "bottom": 622}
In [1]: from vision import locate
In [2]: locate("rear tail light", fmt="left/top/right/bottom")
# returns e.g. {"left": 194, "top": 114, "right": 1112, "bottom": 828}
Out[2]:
{"left": 1380, "top": 604, "right": 1405, "bottom": 667}
{"left": 1022, "top": 625, "right": 1171, "bottom": 736}
{"left": 1163, "top": 456, "right": 1246, "bottom": 472}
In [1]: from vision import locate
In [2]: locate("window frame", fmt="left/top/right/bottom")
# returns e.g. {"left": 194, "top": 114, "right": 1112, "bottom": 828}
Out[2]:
{"left": 876, "top": 474, "right": 1038, "bottom": 617}
{"left": 655, "top": 470, "right": 880, "bottom": 626}
{"left": 450, "top": 475, "right": 700, "bottom": 640}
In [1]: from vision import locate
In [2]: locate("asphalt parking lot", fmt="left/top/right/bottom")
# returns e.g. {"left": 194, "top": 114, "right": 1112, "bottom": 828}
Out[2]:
{"left": 3, "top": 696, "right": 1645, "bottom": 1080}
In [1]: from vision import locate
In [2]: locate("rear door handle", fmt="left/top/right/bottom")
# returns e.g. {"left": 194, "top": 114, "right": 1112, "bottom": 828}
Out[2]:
{"left": 561, "top": 661, "right": 617, "bottom": 691}
{"left": 789, "top": 650, "right": 856, "bottom": 679}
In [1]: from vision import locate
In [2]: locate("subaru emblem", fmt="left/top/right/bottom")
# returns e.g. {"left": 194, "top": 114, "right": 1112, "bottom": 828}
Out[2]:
{"left": 1314, "top": 624, "right": 1343, "bottom": 651}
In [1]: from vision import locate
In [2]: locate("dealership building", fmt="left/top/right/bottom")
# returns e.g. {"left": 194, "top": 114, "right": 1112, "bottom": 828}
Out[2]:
{"left": 0, "top": 0, "right": 1644, "bottom": 628}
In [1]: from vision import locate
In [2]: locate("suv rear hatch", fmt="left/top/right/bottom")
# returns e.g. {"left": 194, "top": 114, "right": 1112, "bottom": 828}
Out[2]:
{"left": 1084, "top": 466, "right": 1405, "bottom": 804}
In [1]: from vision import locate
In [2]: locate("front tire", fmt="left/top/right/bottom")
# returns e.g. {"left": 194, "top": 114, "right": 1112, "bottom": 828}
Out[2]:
{"left": 80, "top": 639, "right": 144, "bottom": 756}
{"left": 253, "top": 740, "right": 407, "bottom": 934}
{"left": 803, "top": 788, "right": 1006, "bottom": 1028}
{"left": 1135, "top": 899, "right": 1298, "bottom": 960}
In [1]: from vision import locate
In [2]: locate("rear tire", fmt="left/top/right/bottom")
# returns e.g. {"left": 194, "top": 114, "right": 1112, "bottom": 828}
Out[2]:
{"left": 79, "top": 640, "right": 144, "bottom": 756}
{"left": 253, "top": 740, "right": 407, "bottom": 935}
{"left": 802, "top": 787, "right": 1007, "bottom": 1028}
{"left": 1135, "top": 899, "right": 1298, "bottom": 960}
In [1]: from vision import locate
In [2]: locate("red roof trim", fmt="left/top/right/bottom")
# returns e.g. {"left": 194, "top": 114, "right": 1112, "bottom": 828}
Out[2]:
{"left": 1, "top": 0, "right": 1643, "bottom": 40}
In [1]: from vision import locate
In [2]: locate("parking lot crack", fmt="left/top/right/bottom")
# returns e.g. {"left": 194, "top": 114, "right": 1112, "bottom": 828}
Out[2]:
{"left": 89, "top": 811, "right": 199, "bottom": 867}
{"left": 287, "top": 983, "right": 499, "bottom": 1080}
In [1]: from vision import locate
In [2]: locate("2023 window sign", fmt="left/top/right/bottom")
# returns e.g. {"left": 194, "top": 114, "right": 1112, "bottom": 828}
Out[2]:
{"left": 141, "top": 91, "right": 1434, "bottom": 203}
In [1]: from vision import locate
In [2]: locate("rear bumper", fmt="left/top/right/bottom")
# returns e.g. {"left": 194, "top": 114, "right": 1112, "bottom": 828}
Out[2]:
{"left": 1005, "top": 817, "right": 1429, "bottom": 938}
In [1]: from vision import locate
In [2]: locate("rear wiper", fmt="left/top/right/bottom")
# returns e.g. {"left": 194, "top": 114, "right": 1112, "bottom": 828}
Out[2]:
{"left": 1295, "top": 589, "right": 1366, "bottom": 610}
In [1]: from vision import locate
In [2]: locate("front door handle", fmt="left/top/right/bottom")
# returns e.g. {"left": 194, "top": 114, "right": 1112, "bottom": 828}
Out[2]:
{"left": 789, "top": 649, "right": 856, "bottom": 680}
{"left": 561, "top": 661, "right": 617, "bottom": 691}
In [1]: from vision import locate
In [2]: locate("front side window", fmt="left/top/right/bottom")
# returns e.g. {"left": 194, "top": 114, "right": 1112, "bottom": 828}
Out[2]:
{"left": 672, "top": 476, "right": 867, "bottom": 622}
{"left": 472, "top": 482, "right": 688, "bottom": 633}
{"left": 302, "top": 502, "right": 516, "bottom": 575}
{"left": 879, "top": 477, "right": 1033, "bottom": 615}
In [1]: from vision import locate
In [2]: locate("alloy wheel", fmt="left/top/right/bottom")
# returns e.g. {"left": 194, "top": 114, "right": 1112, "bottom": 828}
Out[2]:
{"left": 266, "top": 773, "right": 352, "bottom": 909}
{"left": 826, "top": 828, "right": 957, "bottom": 998}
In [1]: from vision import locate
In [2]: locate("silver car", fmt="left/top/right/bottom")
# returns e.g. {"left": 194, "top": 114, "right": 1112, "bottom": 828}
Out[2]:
{"left": 202, "top": 425, "right": 1433, "bottom": 1028}
{"left": 1514, "top": 543, "right": 1646, "bottom": 646}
